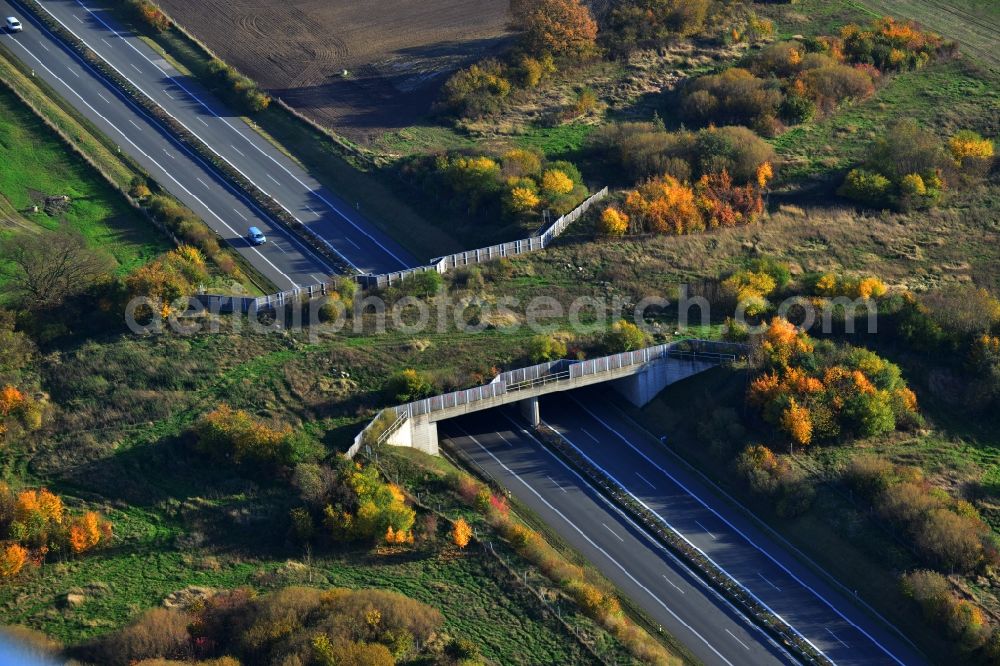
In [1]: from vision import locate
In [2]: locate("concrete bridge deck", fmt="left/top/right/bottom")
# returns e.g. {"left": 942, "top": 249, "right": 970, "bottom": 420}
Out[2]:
{"left": 351, "top": 340, "right": 746, "bottom": 457}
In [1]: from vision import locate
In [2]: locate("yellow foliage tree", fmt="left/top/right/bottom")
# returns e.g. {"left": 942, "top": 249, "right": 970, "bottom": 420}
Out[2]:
{"left": 855, "top": 277, "right": 887, "bottom": 300}
{"left": 780, "top": 398, "right": 813, "bottom": 448}
{"left": 541, "top": 169, "right": 575, "bottom": 196}
{"left": 756, "top": 161, "right": 774, "bottom": 188}
{"left": 948, "top": 130, "right": 994, "bottom": 161}
{"left": 598, "top": 207, "right": 629, "bottom": 236}
{"left": 452, "top": 517, "right": 472, "bottom": 549}
{"left": 509, "top": 186, "right": 541, "bottom": 212}
{"left": 0, "top": 544, "right": 28, "bottom": 579}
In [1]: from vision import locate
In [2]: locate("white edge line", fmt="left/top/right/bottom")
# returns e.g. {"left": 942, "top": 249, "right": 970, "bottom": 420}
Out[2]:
{"left": 30, "top": 0, "right": 349, "bottom": 274}
{"left": 543, "top": 421, "right": 832, "bottom": 663}
{"left": 452, "top": 423, "right": 739, "bottom": 666}
{"left": 2, "top": 27, "right": 299, "bottom": 289}
{"left": 575, "top": 400, "right": 908, "bottom": 666}
{"left": 70, "top": 0, "right": 405, "bottom": 270}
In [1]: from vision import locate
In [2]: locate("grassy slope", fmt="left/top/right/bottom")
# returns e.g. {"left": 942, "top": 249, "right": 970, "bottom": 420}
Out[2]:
{"left": 0, "top": 325, "right": 646, "bottom": 663}
{"left": 774, "top": 58, "right": 1000, "bottom": 179}
{"left": 0, "top": 85, "right": 166, "bottom": 276}
{"left": 623, "top": 366, "right": 966, "bottom": 664}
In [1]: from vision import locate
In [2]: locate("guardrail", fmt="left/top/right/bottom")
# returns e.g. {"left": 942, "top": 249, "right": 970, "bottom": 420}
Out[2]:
{"left": 344, "top": 340, "right": 745, "bottom": 459}
{"left": 346, "top": 408, "right": 409, "bottom": 459}
{"left": 194, "top": 188, "right": 609, "bottom": 312}
{"left": 536, "top": 425, "right": 831, "bottom": 666}
{"left": 355, "top": 187, "right": 608, "bottom": 290}
{"left": 398, "top": 341, "right": 743, "bottom": 419}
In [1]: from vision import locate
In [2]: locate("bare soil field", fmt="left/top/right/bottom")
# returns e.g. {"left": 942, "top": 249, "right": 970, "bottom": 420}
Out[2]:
{"left": 157, "top": 0, "right": 512, "bottom": 143}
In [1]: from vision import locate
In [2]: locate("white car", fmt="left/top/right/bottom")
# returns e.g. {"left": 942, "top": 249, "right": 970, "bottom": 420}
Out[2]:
{"left": 5, "top": 17, "right": 23, "bottom": 33}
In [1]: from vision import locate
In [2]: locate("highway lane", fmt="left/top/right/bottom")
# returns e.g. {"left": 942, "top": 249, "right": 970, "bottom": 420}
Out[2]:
{"left": 0, "top": 0, "right": 334, "bottom": 290}
{"left": 441, "top": 412, "right": 798, "bottom": 666}
{"left": 31, "top": 0, "right": 417, "bottom": 275}
{"left": 540, "top": 390, "right": 926, "bottom": 666}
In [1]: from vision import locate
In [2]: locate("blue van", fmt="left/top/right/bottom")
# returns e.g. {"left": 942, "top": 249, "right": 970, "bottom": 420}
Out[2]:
{"left": 247, "top": 226, "right": 266, "bottom": 245}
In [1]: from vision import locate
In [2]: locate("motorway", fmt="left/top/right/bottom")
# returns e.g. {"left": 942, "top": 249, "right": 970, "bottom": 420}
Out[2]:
{"left": 0, "top": 0, "right": 337, "bottom": 290}
{"left": 443, "top": 392, "right": 928, "bottom": 665}
{"left": 6, "top": 0, "right": 417, "bottom": 279}
{"left": 442, "top": 412, "right": 797, "bottom": 666}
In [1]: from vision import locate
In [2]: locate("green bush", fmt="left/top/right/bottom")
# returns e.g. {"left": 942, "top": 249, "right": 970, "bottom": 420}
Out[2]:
{"left": 838, "top": 168, "right": 892, "bottom": 206}
{"left": 384, "top": 369, "right": 434, "bottom": 403}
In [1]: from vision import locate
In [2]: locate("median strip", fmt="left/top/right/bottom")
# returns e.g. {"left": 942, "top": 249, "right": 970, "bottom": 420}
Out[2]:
{"left": 534, "top": 423, "right": 834, "bottom": 666}
{"left": 17, "top": 0, "right": 355, "bottom": 277}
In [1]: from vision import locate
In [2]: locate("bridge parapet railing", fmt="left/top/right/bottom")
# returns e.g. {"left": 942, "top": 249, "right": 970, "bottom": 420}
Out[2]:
{"left": 397, "top": 340, "right": 746, "bottom": 419}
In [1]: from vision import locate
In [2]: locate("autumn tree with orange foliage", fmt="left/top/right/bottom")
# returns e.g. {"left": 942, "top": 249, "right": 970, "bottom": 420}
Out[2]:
{"left": 0, "top": 543, "right": 27, "bottom": 579}
{"left": 451, "top": 517, "right": 472, "bottom": 549}
{"left": 749, "top": 318, "right": 920, "bottom": 446}
{"left": 694, "top": 170, "right": 765, "bottom": 228}
{"left": 623, "top": 175, "right": 701, "bottom": 234}
{"left": 511, "top": 0, "right": 598, "bottom": 59}
{"left": 194, "top": 404, "right": 301, "bottom": 467}
{"left": 68, "top": 512, "right": 112, "bottom": 554}
{"left": 780, "top": 398, "right": 813, "bottom": 449}
{"left": 0, "top": 483, "right": 111, "bottom": 576}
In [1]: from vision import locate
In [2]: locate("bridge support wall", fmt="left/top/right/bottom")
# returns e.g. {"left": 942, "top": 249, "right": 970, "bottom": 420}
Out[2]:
{"left": 403, "top": 415, "right": 437, "bottom": 456}
{"left": 519, "top": 396, "right": 541, "bottom": 427}
{"left": 612, "top": 358, "right": 718, "bottom": 407}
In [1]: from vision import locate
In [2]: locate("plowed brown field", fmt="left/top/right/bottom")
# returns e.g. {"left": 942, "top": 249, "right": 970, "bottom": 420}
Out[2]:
{"left": 157, "top": 0, "right": 512, "bottom": 142}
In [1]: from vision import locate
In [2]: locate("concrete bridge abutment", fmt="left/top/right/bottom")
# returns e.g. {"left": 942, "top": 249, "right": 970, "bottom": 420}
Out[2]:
{"left": 611, "top": 357, "right": 719, "bottom": 407}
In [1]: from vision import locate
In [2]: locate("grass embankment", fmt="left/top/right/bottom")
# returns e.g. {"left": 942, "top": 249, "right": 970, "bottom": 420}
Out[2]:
{"left": 0, "top": 323, "right": 647, "bottom": 663}
{"left": 774, "top": 58, "right": 1000, "bottom": 179}
{"left": 0, "top": 44, "right": 266, "bottom": 295}
{"left": 621, "top": 364, "right": 988, "bottom": 664}
{"left": 0, "top": 50, "right": 166, "bottom": 277}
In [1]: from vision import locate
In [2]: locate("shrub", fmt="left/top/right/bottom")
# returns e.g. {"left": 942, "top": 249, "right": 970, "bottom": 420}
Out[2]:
{"left": 839, "top": 168, "right": 892, "bottom": 206}
{"left": 694, "top": 170, "right": 765, "bottom": 228}
{"left": 801, "top": 64, "right": 874, "bottom": 111}
{"left": 948, "top": 130, "right": 994, "bottom": 161}
{"left": 750, "top": 41, "right": 806, "bottom": 78}
{"left": 604, "top": 320, "right": 649, "bottom": 352}
{"left": 89, "top": 607, "right": 192, "bottom": 666}
{"left": 518, "top": 54, "right": 556, "bottom": 88}
{"left": 125, "top": 0, "right": 170, "bottom": 31}
{"left": 510, "top": 0, "right": 598, "bottom": 58}
{"left": 623, "top": 175, "right": 700, "bottom": 235}
{"left": 385, "top": 369, "right": 434, "bottom": 403}
{"left": 441, "top": 59, "right": 511, "bottom": 118}
{"left": 722, "top": 269, "right": 778, "bottom": 316}
{"left": 0, "top": 543, "right": 27, "bottom": 579}
{"left": 841, "top": 18, "right": 947, "bottom": 72}
{"left": 598, "top": 207, "right": 629, "bottom": 236}
{"left": 869, "top": 118, "right": 948, "bottom": 183}
{"left": 779, "top": 94, "right": 815, "bottom": 124}
{"left": 502, "top": 148, "right": 543, "bottom": 179}
{"left": 604, "top": 0, "right": 709, "bottom": 55}
{"left": 541, "top": 169, "right": 575, "bottom": 196}
{"left": 682, "top": 69, "right": 783, "bottom": 129}
{"left": 451, "top": 517, "right": 472, "bottom": 548}
{"left": 694, "top": 126, "right": 776, "bottom": 185}
{"left": 193, "top": 404, "right": 303, "bottom": 467}
{"left": 528, "top": 334, "right": 568, "bottom": 363}
{"left": 399, "top": 270, "right": 443, "bottom": 298}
